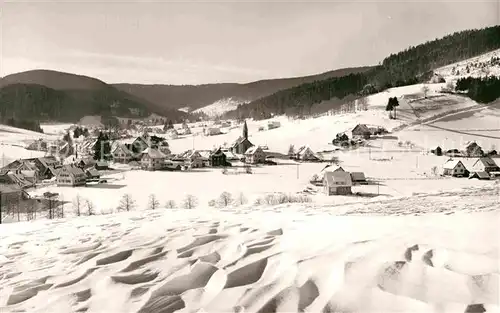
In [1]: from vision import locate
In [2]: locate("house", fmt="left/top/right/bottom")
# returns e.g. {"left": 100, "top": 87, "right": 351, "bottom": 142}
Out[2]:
{"left": 268, "top": 121, "right": 281, "bottom": 130}
{"left": 204, "top": 127, "right": 222, "bottom": 136}
{"left": 26, "top": 156, "right": 61, "bottom": 180}
{"left": 85, "top": 168, "right": 101, "bottom": 182}
{"left": 231, "top": 137, "right": 254, "bottom": 155}
{"left": 209, "top": 148, "right": 230, "bottom": 167}
{"left": 26, "top": 139, "right": 48, "bottom": 151}
{"left": 157, "top": 142, "right": 171, "bottom": 156}
{"left": 95, "top": 160, "right": 109, "bottom": 170}
{"left": 351, "top": 124, "right": 371, "bottom": 139}
{"left": 140, "top": 148, "right": 166, "bottom": 171}
{"left": 76, "top": 157, "right": 97, "bottom": 170}
{"left": 131, "top": 134, "right": 151, "bottom": 153}
{"left": 350, "top": 172, "right": 367, "bottom": 184}
{"left": 56, "top": 165, "right": 87, "bottom": 187}
{"left": 442, "top": 159, "right": 469, "bottom": 177}
{"left": 112, "top": 144, "right": 134, "bottom": 163}
{"left": 0, "top": 184, "right": 29, "bottom": 205}
{"left": 295, "top": 146, "right": 320, "bottom": 162}
{"left": 0, "top": 170, "right": 36, "bottom": 190}
{"left": 177, "top": 150, "right": 206, "bottom": 168}
{"left": 464, "top": 141, "right": 484, "bottom": 157}
{"left": 472, "top": 157, "right": 500, "bottom": 173}
{"left": 323, "top": 171, "right": 353, "bottom": 195}
{"left": 245, "top": 146, "right": 266, "bottom": 164}
{"left": 368, "top": 126, "right": 388, "bottom": 136}
{"left": 469, "top": 171, "right": 490, "bottom": 180}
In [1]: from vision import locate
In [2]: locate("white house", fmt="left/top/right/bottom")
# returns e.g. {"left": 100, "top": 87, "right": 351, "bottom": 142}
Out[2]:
{"left": 204, "top": 127, "right": 222, "bottom": 136}
{"left": 472, "top": 157, "right": 500, "bottom": 174}
{"left": 141, "top": 148, "right": 166, "bottom": 171}
{"left": 323, "top": 171, "right": 352, "bottom": 195}
{"left": 442, "top": 159, "right": 468, "bottom": 177}
{"left": 56, "top": 165, "right": 87, "bottom": 187}
{"left": 244, "top": 146, "right": 266, "bottom": 164}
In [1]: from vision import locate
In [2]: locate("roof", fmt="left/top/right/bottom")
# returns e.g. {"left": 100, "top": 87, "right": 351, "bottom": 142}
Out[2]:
{"left": 474, "top": 157, "right": 498, "bottom": 168}
{"left": 86, "top": 168, "right": 100, "bottom": 177}
{"left": 61, "top": 165, "right": 86, "bottom": 176}
{"left": 350, "top": 172, "right": 366, "bottom": 181}
{"left": 443, "top": 159, "right": 465, "bottom": 170}
{"left": 142, "top": 148, "right": 166, "bottom": 159}
{"left": 232, "top": 136, "right": 253, "bottom": 148}
{"left": 469, "top": 171, "right": 490, "bottom": 179}
{"left": 352, "top": 124, "right": 371, "bottom": 134}
{"left": 113, "top": 143, "right": 133, "bottom": 155}
{"left": 321, "top": 164, "right": 344, "bottom": 173}
{"left": 323, "top": 171, "right": 353, "bottom": 187}
{"left": 245, "top": 146, "right": 262, "bottom": 155}
{"left": 0, "top": 184, "right": 22, "bottom": 193}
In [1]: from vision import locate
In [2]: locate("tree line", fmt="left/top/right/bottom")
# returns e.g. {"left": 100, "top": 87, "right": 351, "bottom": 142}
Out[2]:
{"left": 455, "top": 76, "right": 500, "bottom": 103}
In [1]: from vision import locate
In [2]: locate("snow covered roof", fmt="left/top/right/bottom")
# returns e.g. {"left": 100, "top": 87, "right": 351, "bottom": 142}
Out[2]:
{"left": 244, "top": 146, "right": 262, "bottom": 155}
{"left": 142, "top": 148, "right": 166, "bottom": 159}
{"left": 61, "top": 165, "right": 85, "bottom": 176}
{"left": 443, "top": 159, "right": 465, "bottom": 170}
{"left": 323, "top": 171, "right": 352, "bottom": 187}
{"left": 474, "top": 157, "right": 498, "bottom": 168}
{"left": 321, "top": 164, "right": 344, "bottom": 173}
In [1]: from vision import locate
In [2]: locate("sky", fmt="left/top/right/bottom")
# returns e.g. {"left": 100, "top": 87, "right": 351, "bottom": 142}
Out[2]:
{"left": 1, "top": 0, "right": 499, "bottom": 85}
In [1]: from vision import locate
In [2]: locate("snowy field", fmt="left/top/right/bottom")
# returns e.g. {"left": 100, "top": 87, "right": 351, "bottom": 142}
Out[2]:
{"left": 0, "top": 197, "right": 498, "bottom": 313}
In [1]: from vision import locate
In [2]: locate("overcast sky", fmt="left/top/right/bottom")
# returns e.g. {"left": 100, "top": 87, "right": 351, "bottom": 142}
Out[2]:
{"left": 1, "top": 0, "right": 498, "bottom": 85}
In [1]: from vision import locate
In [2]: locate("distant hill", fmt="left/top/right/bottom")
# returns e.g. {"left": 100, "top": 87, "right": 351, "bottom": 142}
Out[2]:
{"left": 225, "top": 25, "right": 500, "bottom": 120}
{"left": 0, "top": 70, "right": 188, "bottom": 123}
{"left": 113, "top": 66, "right": 373, "bottom": 112}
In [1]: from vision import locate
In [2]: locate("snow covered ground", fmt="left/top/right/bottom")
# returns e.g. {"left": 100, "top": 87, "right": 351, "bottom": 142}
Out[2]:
{"left": 193, "top": 97, "right": 246, "bottom": 117}
{"left": 0, "top": 195, "right": 498, "bottom": 313}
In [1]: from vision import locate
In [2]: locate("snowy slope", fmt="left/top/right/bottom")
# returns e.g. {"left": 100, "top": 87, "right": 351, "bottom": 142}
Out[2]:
{"left": 193, "top": 97, "right": 246, "bottom": 117}
{"left": 435, "top": 48, "right": 500, "bottom": 81}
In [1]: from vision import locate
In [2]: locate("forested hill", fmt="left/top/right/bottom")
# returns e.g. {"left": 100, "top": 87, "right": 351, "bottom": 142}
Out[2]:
{"left": 225, "top": 25, "right": 500, "bottom": 120}
{"left": 0, "top": 70, "right": 188, "bottom": 123}
{"left": 113, "top": 66, "right": 373, "bottom": 112}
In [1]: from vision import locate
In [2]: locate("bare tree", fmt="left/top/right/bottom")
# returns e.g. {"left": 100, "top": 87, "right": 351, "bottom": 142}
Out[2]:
{"left": 182, "top": 194, "right": 198, "bottom": 210}
{"left": 44, "top": 192, "right": 59, "bottom": 220}
{"left": 165, "top": 200, "right": 176, "bottom": 209}
{"left": 85, "top": 199, "right": 95, "bottom": 216}
{"left": 117, "top": 194, "right": 136, "bottom": 212}
{"left": 148, "top": 194, "right": 160, "bottom": 210}
{"left": 422, "top": 85, "right": 430, "bottom": 99}
{"left": 235, "top": 192, "right": 247, "bottom": 206}
{"left": 431, "top": 166, "right": 439, "bottom": 176}
{"left": 358, "top": 97, "right": 369, "bottom": 111}
{"left": 218, "top": 192, "right": 233, "bottom": 207}
{"left": 26, "top": 201, "right": 36, "bottom": 221}
{"left": 73, "top": 194, "right": 82, "bottom": 217}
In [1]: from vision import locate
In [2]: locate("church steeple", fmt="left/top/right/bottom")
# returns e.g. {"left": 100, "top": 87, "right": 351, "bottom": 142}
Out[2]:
{"left": 243, "top": 120, "right": 248, "bottom": 140}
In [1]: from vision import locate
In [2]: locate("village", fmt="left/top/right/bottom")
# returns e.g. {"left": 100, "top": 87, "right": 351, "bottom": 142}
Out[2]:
{"left": 1, "top": 111, "right": 499, "bottom": 222}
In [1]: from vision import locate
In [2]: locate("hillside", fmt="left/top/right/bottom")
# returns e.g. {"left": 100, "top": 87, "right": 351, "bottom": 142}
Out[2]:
{"left": 0, "top": 70, "right": 188, "bottom": 123}
{"left": 113, "top": 66, "right": 373, "bottom": 113}
{"left": 225, "top": 25, "right": 500, "bottom": 120}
